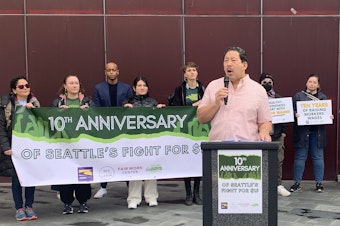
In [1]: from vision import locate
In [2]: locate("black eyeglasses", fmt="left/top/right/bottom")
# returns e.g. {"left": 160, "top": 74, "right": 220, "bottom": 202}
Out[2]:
{"left": 17, "top": 84, "right": 30, "bottom": 89}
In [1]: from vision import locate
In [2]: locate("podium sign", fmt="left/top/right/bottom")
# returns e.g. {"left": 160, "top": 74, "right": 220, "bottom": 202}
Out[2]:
{"left": 201, "top": 141, "right": 279, "bottom": 226}
{"left": 218, "top": 149, "right": 262, "bottom": 214}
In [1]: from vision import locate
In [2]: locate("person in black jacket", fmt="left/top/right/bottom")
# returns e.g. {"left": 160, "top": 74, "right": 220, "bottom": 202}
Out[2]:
{"left": 289, "top": 74, "right": 333, "bottom": 193}
{"left": 51, "top": 75, "right": 94, "bottom": 214}
{"left": 259, "top": 73, "right": 290, "bottom": 197}
{"left": 170, "top": 62, "right": 205, "bottom": 107}
{"left": 124, "top": 76, "right": 165, "bottom": 209}
{"left": 0, "top": 76, "right": 40, "bottom": 221}
{"left": 170, "top": 62, "right": 205, "bottom": 206}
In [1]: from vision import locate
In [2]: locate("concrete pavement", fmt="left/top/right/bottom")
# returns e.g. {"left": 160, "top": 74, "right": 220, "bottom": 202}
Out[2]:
{"left": 0, "top": 180, "right": 340, "bottom": 225}
{"left": 278, "top": 180, "right": 340, "bottom": 226}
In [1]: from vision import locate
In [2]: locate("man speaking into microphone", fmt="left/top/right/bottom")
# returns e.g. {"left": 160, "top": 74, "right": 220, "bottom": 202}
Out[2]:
{"left": 197, "top": 46, "right": 272, "bottom": 142}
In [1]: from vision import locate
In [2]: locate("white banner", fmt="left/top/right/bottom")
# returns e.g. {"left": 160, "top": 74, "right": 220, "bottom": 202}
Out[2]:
{"left": 12, "top": 136, "right": 203, "bottom": 187}
{"left": 11, "top": 107, "right": 209, "bottom": 186}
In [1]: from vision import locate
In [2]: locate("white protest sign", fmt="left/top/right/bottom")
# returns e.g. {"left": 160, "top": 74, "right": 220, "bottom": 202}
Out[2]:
{"left": 296, "top": 100, "right": 333, "bottom": 126}
{"left": 269, "top": 97, "right": 294, "bottom": 124}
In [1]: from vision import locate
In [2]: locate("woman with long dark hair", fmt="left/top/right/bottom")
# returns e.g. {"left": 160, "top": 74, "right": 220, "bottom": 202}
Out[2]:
{"left": 0, "top": 76, "right": 40, "bottom": 221}
{"left": 124, "top": 76, "right": 165, "bottom": 209}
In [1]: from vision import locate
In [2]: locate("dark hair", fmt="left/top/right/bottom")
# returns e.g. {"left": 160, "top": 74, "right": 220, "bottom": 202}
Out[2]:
{"left": 10, "top": 75, "right": 27, "bottom": 90}
{"left": 57, "top": 74, "right": 85, "bottom": 95}
{"left": 307, "top": 73, "right": 320, "bottom": 91}
{"left": 224, "top": 46, "right": 248, "bottom": 62}
{"left": 10, "top": 75, "right": 34, "bottom": 100}
{"left": 308, "top": 73, "right": 319, "bottom": 82}
{"left": 133, "top": 76, "right": 149, "bottom": 88}
{"left": 181, "top": 62, "right": 198, "bottom": 73}
{"left": 131, "top": 76, "right": 149, "bottom": 98}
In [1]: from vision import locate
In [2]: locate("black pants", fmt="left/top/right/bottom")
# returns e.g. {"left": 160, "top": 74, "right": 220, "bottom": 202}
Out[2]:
{"left": 184, "top": 177, "right": 202, "bottom": 195}
{"left": 59, "top": 184, "right": 91, "bottom": 205}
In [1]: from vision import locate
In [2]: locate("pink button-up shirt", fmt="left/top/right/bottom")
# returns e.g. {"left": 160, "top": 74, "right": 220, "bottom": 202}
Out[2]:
{"left": 198, "top": 75, "right": 272, "bottom": 141}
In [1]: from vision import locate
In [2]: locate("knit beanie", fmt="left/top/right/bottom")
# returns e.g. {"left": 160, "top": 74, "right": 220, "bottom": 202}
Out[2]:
{"left": 259, "top": 73, "right": 274, "bottom": 83}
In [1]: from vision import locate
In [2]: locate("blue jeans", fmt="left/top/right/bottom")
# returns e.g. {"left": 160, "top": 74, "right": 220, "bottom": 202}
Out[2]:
{"left": 293, "top": 131, "right": 324, "bottom": 183}
{"left": 12, "top": 175, "right": 35, "bottom": 210}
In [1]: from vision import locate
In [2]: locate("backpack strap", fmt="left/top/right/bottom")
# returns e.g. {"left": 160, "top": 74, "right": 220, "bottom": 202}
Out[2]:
{"left": 302, "top": 90, "right": 320, "bottom": 101}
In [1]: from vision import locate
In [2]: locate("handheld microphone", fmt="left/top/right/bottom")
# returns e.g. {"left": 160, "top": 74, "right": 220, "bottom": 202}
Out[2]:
{"left": 224, "top": 76, "right": 229, "bottom": 105}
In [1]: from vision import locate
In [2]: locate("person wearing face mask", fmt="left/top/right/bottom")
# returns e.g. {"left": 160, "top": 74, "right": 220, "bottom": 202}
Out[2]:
{"left": 259, "top": 73, "right": 290, "bottom": 197}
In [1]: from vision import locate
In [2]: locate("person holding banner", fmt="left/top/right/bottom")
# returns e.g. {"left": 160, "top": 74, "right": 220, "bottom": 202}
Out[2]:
{"left": 259, "top": 73, "right": 290, "bottom": 197}
{"left": 290, "top": 74, "right": 333, "bottom": 193}
{"left": 170, "top": 62, "right": 205, "bottom": 206}
{"left": 51, "top": 75, "right": 94, "bottom": 214}
{"left": 92, "top": 62, "right": 133, "bottom": 199}
{"left": 0, "top": 75, "right": 40, "bottom": 221}
{"left": 123, "top": 76, "right": 165, "bottom": 209}
{"left": 197, "top": 46, "right": 272, "bottom": 142}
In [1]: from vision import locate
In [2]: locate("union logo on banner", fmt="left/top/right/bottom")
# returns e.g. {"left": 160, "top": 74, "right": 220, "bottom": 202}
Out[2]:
{"left": 78, "top": 167, "right": 93, "bottom": 182}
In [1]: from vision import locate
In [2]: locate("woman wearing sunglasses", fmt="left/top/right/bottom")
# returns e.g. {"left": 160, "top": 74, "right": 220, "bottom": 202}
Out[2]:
{"left": 0, "top": 75, "right": 40, "bottom": 221}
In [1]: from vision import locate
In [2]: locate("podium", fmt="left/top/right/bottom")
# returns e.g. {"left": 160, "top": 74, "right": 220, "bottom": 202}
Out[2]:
{"left": 201, "top": 141, "right": 279, "bottom": 226}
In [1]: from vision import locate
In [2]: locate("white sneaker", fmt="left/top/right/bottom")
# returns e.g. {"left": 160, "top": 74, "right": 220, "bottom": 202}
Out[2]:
{"left": 278, "top": 185, "right": 291, "bottom": 197}
{"left": 148, "top": 200, "right": 158, "bottom": 207}
{"left": 93, "top": 188, "right": 107, "bottom": 199}
{"left": 128, "top": 202, "right": 138, "bottom": 209}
